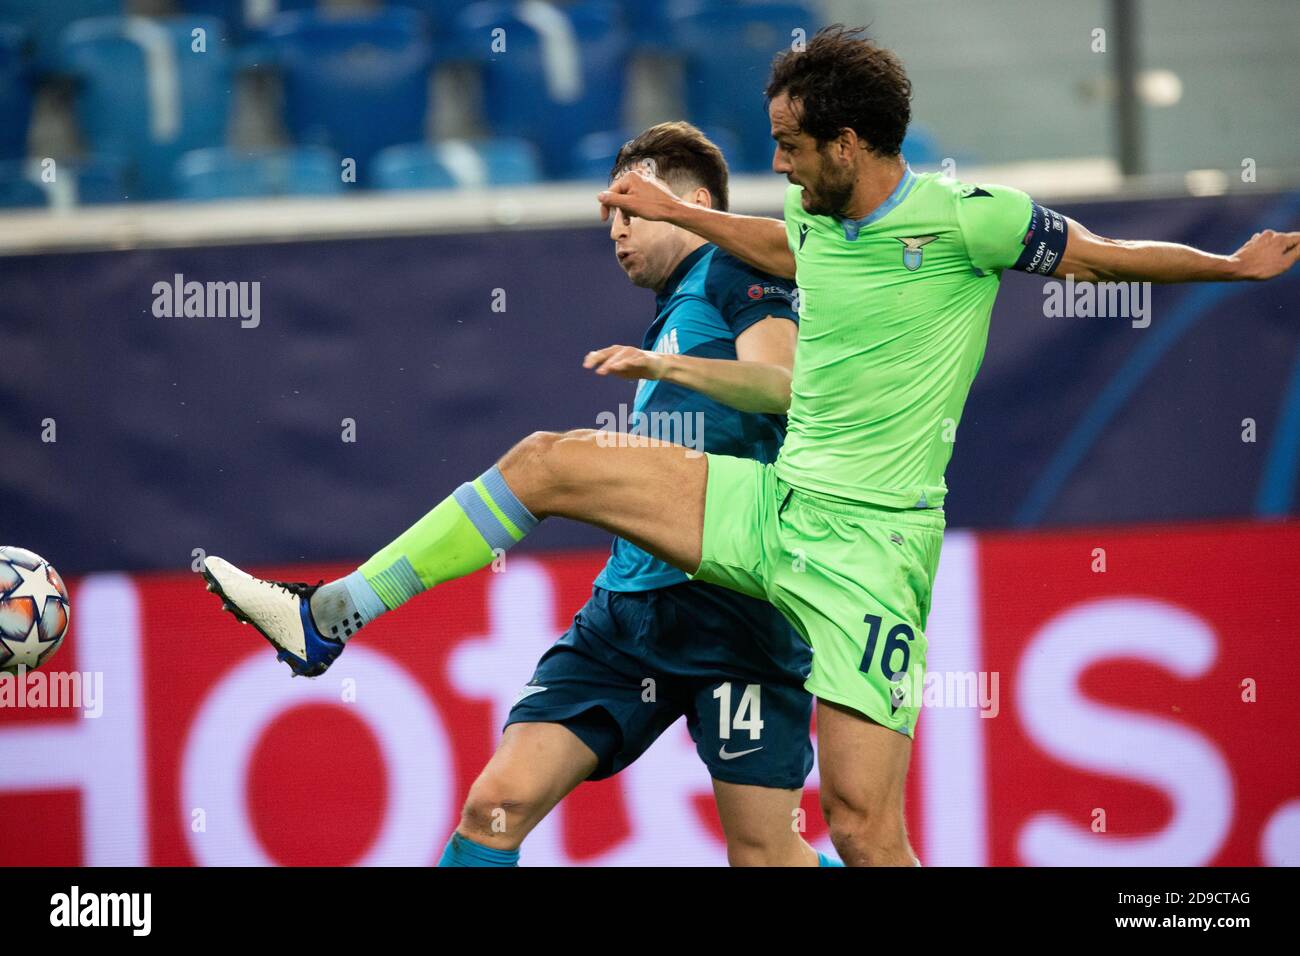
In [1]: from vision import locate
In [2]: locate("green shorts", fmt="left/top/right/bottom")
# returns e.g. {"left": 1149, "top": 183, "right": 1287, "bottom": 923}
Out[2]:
{"left": 690, "top": 454, "right": 945, "bottom": 737}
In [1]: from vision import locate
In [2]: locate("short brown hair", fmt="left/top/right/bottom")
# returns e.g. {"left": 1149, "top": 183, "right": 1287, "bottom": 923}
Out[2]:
{"left": 610, "top": 121, "right": 730, "bottom": 212}
{"left": 765, "top": 25, "right": 911, "bottom": 156}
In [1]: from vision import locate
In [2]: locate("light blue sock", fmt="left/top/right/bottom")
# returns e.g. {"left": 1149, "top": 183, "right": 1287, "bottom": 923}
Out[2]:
{"left": 309, "top": 570, "right": 386, "bottom": 642}
{"left": 438, "top": 832, "right": 520, "bottom": 867}
{"left": 818, "top": 851, "right": 844, "bottom": 867}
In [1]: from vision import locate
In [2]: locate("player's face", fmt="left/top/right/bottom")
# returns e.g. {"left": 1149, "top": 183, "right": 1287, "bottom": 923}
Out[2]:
{"left": 770, "top": 93, "right": 856, "bottom": 218}
{"left": 609, "top": 203, "right": 682, "bottom": 290}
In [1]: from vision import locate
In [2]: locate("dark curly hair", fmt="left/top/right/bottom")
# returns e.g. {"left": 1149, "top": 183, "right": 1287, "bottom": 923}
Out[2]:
{"left": 764, "top": 25, "right": 912, "bottom": 157}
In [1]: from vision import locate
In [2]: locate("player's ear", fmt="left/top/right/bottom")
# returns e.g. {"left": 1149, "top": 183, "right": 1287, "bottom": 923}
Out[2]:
{"left": 691, "top": 185, "right": 714, "bottom": 210}
{"left": 836, "top": 127, "right": 861, "bottom": 162}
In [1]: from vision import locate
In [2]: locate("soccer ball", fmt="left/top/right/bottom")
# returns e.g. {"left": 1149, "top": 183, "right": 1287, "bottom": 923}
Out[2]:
{"left": 0, "top": 546, "right": 71, "bottom": 675}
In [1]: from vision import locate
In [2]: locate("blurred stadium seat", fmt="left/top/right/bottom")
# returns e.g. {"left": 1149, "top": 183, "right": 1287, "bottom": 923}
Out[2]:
{"left": 672, "top": 1, "right": 817, "bottom": 172}
{"left": 569, "top": 124, "right": 742, "bottom": 182}
{"left": 0, "top": 160, "right": 46, "bottom": 208}
{"left": 264, "top": 8, "right": 433, "bottom": 185}
{"left": 0, "top": 155, "right": 129, "bottom": 207}
{"left": 0, "top": 23, "right": 33, "bottom": 161}
{"left": 174, "top": 145, "right": 343, "bottom": 199}
{"left": 615, "top": 0, "right": 684, "bottom": 54}
{"left": 456, "top": 1, "right": 629, "bottom": 178}
{"left": 389, "top": 0, "right": 476, "bottom": 42}
{"left": 0, "top": 0, "right": 121, "bottom": 74}
{"left": 176, "top": 0, "right": 318, "bottom": 39}
{"left": 372, "top": 137, "right": 543, "bottom": 190}
{"left": 58, "top": 15, "right": 233, "bottom": 199}
{"left": 65, "top": 154, "right": 132, "bottom": 202}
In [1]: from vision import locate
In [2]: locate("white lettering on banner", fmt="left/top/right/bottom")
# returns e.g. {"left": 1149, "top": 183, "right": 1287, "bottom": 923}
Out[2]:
{"left": 918, "top": 532, "right": 988, "bottom": 866}
{"left": 0, "top": 575, "right": 146, "bottom": 864}
{"left": 1015, "top": 598, "right": 1233, "bottom": 865}
{"left": 447, "top": 559, "right": 833, "bottom": 866}
{"left": 1260, "top": 800, "right": 1300, "bottom": 865}
{"left": 181, "top": 646, "right": 453, "bottom": 865}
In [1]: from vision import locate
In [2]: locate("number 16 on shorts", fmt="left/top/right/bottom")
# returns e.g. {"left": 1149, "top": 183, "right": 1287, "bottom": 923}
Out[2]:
{"left": 714, "top": 682, "right": 764, "bottom": 740}
{"left": 861, "top": 613, "right": 915, "bottom": 715}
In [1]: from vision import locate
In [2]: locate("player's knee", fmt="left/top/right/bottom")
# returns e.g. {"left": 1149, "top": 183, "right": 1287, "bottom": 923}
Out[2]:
{"left": 502, "top": 429, "right": 598, "bottom": 511}
{"left": 458, "top": 776, "right": 543, "bottom": 849}
{"left": 504, "top": 430, "right": 563, "bottom": 474}
{"left": 820, "top": 792, "right": 912, "bottom": 866}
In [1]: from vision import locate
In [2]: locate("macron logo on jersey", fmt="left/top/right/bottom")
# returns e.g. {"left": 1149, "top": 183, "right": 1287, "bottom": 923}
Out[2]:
{"left": 798, "top": 223, "right": 811, "bottom": 249}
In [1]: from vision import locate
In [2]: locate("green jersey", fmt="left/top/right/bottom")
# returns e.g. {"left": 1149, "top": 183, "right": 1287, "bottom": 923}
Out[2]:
{"left": 778, "top": 168, "right": 1063, "bottom": 508}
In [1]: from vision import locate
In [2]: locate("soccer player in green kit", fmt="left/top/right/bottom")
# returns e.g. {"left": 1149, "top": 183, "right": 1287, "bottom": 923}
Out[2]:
{"left": 203, "top": 26, "right": 1300, "bottom": 866}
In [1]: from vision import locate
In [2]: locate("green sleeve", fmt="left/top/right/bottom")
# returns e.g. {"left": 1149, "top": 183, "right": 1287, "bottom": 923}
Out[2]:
{"left": 954, "top": 183, "right": 1035, "bottom": 273}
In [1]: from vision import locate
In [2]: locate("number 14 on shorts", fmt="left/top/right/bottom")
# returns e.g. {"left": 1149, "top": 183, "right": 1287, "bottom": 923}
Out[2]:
{"left": 713, "top": 682, "right": 764, "bottom": 741}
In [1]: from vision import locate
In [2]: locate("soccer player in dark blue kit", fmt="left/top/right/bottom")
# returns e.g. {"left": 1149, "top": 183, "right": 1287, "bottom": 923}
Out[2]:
{"left": 439, "top": 123, "right": 836, "bottom": 866}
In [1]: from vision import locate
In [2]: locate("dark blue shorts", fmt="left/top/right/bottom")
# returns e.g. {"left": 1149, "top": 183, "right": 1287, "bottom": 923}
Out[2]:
{"left": 505, "top": 581, "right": 814, "bottom": 789}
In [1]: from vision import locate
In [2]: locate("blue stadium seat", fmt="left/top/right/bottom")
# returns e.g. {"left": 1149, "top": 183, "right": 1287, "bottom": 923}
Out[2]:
{"left": 372, "top": 138, "right": 544, "bottom": 190}
{"left": 58, "top": 16, "right": 233, "bottom": 200}
{"left": 0, "top": 160, "right": 47, "bottom": 208}
{"left": 0, "top": 0, "right": 121, "bottom": 74}
{"left": 672, "top": 2, "right": 818, "bottom": 172}
{"left": 67, "top": 155, "right": 132, "bottom": 203}
{"left": 176, "top": 0, "right": 318, "bottom": 39}
{"left": 174, "top": 146, "right": 343, "bottom": 200}
{"left": 0, "top": 24, "right": 33, "bottom": 160}
{"left": 614, "top": 0, "right": 701, "bottom": 54}
{"left": 389, "top": 0, "right": 475, "bottom": 43}
{"left": 456, "top": 1, "right": 629, "bottom": 177}
{"left": 264, "top": 9, "right": 434, "bottom": 184}
{"left": 0, "top": 156, "right": 129, "bottom": 206}
{"left": 569, "top": 124, "right": 743, "bottom": 182}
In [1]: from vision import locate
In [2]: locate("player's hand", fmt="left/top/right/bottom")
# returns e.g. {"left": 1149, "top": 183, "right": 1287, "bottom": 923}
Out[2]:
{"left": 598, "top": 169, "right": 682, "bottom": 224}
{"left": 583, "top": 345, "right": 668, "bottom": 381}
{"left": 1228, "top": 229, "right": 1300, "bottom": 280}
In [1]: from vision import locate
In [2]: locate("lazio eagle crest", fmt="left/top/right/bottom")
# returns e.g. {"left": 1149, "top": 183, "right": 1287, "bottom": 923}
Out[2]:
{"left": 897, "top": 235, "right": 938, "bottom": 271}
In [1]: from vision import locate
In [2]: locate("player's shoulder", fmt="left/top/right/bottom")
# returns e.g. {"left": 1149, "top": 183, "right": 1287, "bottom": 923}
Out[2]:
{"left": 700, "top": 245, "right": 797, "bottom": 330}
{"left": 705, "top": 246, "right": 795, "bottom": 297}
{"left": 910, "top": 171, "right": 1030, "bottom": 212}
{"left": 919, "top": 174, "right": 1035, "bottom": 249}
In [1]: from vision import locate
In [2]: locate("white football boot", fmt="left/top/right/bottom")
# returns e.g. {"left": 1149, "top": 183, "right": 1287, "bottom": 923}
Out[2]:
{"left": 201, "top": 556, "right": 344, "bottom": 677}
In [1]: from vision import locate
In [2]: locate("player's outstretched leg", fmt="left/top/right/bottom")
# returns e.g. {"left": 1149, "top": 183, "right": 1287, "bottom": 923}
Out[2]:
{"left": 203, "top": 429, "right": 705, "bottom": 676}
{"left": 439, "top": 721, "right": 599, "bottom": 866}
{"left": 815, "top": 699, "right": 920, "bottom": 866}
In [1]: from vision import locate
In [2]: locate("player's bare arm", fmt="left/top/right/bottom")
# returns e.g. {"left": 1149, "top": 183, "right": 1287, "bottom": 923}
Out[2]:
{"left": 1055, "top": 217, "right": 1300, "bottom": 283}
{"left": 599, "top": 170, "right": 795, "bottom": 280}
{"left": 582, "top": 315, "right": 797, "bottom": 414}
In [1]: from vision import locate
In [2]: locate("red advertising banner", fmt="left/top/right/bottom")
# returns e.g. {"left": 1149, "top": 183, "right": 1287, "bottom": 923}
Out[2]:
{"left": 2, "top": 522, "right": 1297, "bottom": 866}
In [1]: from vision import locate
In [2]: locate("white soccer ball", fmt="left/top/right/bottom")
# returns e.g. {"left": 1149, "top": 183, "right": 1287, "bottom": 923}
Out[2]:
{"left": 0, "top": 546, "right": 71, "bottom": 675}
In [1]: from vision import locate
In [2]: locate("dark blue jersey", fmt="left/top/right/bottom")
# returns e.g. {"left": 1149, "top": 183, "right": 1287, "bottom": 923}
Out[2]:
{"left": 594, "top": 244, "right": 798, "bottom": 592}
